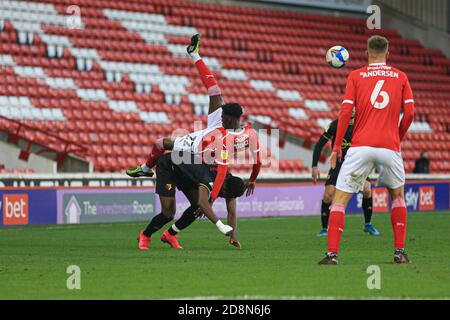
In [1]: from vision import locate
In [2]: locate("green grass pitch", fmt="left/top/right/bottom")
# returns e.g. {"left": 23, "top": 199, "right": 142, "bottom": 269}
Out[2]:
{"left": 1, "top": 211, "right": 449, "bottom": 299}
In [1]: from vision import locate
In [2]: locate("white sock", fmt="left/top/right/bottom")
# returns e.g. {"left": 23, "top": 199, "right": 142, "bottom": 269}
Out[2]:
{"left": 191, "top": 52, "right": 201, "bottom": 63}
{"left": 140, "top": 164, "right": 149, "bottom": 173}
{"left": 171, "top": 224, "right": 180, "bottom": 233}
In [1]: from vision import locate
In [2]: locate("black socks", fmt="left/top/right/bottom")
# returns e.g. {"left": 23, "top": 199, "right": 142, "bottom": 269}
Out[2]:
{"left": 362, "top": 197, "right": 373, "bottom": 224}
{"left": 143, "top": 213, "right": 172, "bottom": 237}
{"left": 321, "top": 201, "right": 331, "bottom": 229}
{"left": 168, "top": 206, "right": 200, "bottom": 236}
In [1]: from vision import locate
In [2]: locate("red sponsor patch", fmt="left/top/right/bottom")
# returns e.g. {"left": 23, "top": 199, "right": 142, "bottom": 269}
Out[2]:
{"left": 2, "top": 194, "right": 29, "bottom": 225}
{"left": 372, "top": 188, "right": 389, "bottom": 213}
{"left": 419, "top": 186, "right": 435, "bottom": 211}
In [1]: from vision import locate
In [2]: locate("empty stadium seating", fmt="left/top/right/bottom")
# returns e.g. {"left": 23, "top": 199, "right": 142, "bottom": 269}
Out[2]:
{"left": 0, "top": 0, "right": 449, "bottom": 173}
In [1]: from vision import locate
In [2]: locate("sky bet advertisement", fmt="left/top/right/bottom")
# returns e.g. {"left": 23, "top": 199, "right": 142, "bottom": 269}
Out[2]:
{"left": 346, "top": 181, "right": 449, "bottom": 214}
{"left": 0, "top": 181, "right": 449, "bottom": 226}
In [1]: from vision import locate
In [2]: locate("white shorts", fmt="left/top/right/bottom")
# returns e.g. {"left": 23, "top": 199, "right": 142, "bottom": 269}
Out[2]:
{"left": 336, "top": 146, "right": 405, "bottom": 193}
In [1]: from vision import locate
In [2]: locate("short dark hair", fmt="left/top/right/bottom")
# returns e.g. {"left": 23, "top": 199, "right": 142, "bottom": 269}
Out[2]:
{"left": 222, "top": 103, "right": 243, "bottom": 119}
{"left": 367, "top": 35, "right": 389, "bottom": 55}
{"left": 223, "top": 175, "right": 246, "bottom": 198}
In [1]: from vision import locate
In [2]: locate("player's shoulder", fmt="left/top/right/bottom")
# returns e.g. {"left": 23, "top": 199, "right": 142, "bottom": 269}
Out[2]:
{"left": 384, "top": 63, "right": 407, "bottom": 75}
{"left": 243, "top": 123, "right": 255, "bottom": 130}
{"left": 241, "top": 123, "right": 257, "bottom": 134}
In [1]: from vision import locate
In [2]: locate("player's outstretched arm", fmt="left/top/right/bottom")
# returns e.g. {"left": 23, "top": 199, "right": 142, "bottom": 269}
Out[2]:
{"left": 187, "top": 34, "right": 224, "bottom": 115}
{"left": 246, "top": 127, "right": 261, "bottom": 195}
{"left": 198, "top": 186, "right": 233, "bottom": 235}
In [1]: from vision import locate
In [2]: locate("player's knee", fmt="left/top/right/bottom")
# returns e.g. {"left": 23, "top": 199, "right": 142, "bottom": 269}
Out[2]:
{"left": 389, "top": 187, "right": 404, "bottom": 203}
{"left": 323, "top": 187, "right": 335, "bottom": 203}
{"left": 161, "top": 210, "right": 176, "bottom": 219}
{"left": 392, "top": 197, "right": 406, "bottom": 208}
{"left": 323, "top": 194, "right": 333, "bottom": 203}
{"left": 363, "top": 186, "right": 372, "bottom": 198}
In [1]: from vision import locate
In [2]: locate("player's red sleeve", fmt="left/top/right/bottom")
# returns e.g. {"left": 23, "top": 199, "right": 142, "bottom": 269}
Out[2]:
{"left": 333, "top": 73, "right": 355, "bottom": 152}
{"left": 210, "top": 164, "right": 227, "bottom": 201}
{"left": 210, "top": 133, "right": 229, "bottom": 200}
{"left": 399, "top": 77, "right": 415, "bottom": 141}
{"left": 248, "top": 128, "right": 261, "bottom": 183}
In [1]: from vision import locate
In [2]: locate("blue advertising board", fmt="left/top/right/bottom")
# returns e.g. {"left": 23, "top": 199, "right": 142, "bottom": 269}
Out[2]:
{"left": 0, "top": 188, "right": 57, "bottom": 226}
{"left": 0, "top": 180, "right": 448, "bottom": 227}
{"left": 347, "top": 180, "right": 449, "bottom": 214}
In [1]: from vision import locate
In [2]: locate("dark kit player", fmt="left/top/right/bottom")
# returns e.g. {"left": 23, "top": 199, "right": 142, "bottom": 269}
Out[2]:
{"left": 312, "top": 116, "right": 380, "bottom": 236}
{"left": 138, "top": 153, "right": 246, "bottom": 250}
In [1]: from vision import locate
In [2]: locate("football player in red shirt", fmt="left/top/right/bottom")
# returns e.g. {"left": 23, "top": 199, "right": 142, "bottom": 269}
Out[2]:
{"left": 319, "top": 35, "right": 414, "bottom": 265}
{"left": 126, "top": 34, "right": 261, "bottom": 191}
{"left": 128, "top": 34, "right": 261, "bottom": 247}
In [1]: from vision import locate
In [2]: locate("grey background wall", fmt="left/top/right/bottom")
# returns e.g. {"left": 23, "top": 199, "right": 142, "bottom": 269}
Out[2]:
{"left": 375, "top": 0, "right": 450, "bottom": 58}
{"left": 376, "top": 0, "right": 449, "bottom": 33}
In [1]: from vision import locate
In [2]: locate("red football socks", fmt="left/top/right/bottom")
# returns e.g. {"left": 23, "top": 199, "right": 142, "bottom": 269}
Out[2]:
{"left": 391, "top": 198, "right": 407, "bottom": 249}
{"left": 194, "top": 59, "right": 221, "bottom": 96}
{"left": 145, "top": 138, "right": 165, "bottom": 169}
{"left": 327, "top": 204, "right": 346, "bottom": 253}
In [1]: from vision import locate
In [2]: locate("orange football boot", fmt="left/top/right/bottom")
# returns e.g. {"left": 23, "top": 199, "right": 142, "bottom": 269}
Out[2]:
{"left": 161, "top": 230, "right": 183, "bottom": 249}
{"left": 138, "top": 231, "right": 151, "bottom": 250}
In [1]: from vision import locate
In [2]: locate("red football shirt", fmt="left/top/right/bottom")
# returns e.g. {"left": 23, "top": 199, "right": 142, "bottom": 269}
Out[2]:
{"left": 341, "top": 63, "right": 414, "bottom": 152}
{"left": 199, "top": 125, "right": 261, "bottom": 199}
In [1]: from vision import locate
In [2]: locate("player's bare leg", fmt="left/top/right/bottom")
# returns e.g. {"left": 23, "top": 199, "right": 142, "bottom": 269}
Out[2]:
{"left": 138, "top": 196, "right": 177, "bottom": 250}
{"left": 126, "top": 137, "right": 174, "bottom": 177}
{"left": 362, "top": 181, "right": 380, "bottom": 236}
{"left": 388, "top": 186, "right": 410, "bottom": 264}
{"left": 318, "top": 189, "right": 352, "bottom": 265}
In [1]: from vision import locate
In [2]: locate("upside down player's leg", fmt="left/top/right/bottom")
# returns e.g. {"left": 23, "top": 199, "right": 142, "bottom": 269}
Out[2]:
{"left": 187, "top": 34, "right": 225, "bottom": 116}
{"left": 127, "top": 137, "right": 175, "bottom": 178}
